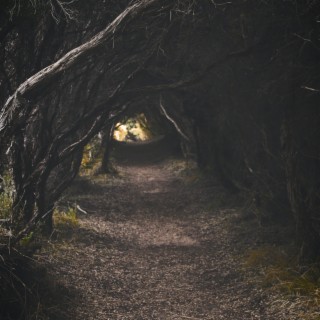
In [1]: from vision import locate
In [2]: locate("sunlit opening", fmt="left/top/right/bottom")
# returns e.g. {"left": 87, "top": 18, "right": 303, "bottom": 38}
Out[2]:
{"left": 113, "top": 113, "right": 153, "bottom": 142}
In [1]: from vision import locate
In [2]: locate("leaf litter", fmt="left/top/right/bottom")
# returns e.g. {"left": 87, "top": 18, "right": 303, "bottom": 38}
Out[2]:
{"left": 37, "top": 159, "right": 310, "bottom": 319}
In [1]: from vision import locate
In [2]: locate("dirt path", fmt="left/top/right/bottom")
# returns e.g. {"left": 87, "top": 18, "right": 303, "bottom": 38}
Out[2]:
{"left": 40, "top": 159, "right": 292, "bottom": 320}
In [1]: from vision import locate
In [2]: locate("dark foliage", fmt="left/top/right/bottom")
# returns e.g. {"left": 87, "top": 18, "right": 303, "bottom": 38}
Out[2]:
{"left": 0, "top": 0, "right": 319, "bottom": 276}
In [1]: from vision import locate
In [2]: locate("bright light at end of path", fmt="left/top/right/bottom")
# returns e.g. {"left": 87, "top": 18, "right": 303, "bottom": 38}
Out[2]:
{"left": 113, "top": 123, "right": 128, "bottom": 141}
{"left": 113, "top": 115, "right": 152, "bottom": 141}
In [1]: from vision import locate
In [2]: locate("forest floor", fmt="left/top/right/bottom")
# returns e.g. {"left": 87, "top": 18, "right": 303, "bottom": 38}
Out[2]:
{"left": 36, "top": 155, "right": 317, "bottom": 320}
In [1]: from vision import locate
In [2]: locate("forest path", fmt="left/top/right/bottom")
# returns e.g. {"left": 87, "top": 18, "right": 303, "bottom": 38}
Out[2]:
{"left": 42, "top": 159, "right": 286, "bottom": 320}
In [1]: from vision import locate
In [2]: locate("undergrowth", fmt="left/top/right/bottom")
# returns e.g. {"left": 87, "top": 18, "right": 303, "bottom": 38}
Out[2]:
{"left": 0, "top": 204, "right": 74, "bottom": 319}
{"left": 0, "top": 247, "right": 71, "bottom": 320}
{"left": 53, "top": 206, "right": 79, "bottom": 228}
{"left": 245, "top": 246, "right": 320, "bottom": 319}
{"left": 0, "top": 192, "right": 12, "bottom": 219}
{"left": 0, "top": 177, "right": 75, "bottom": 319}
{"left": 80, "top": 136, "right": 105, "bottom": 176}
{"left": 0, "top": 173, "right": 14, "bottom": 220}
{"left": 81, "top": 144, "right": 102, "bottom": 172}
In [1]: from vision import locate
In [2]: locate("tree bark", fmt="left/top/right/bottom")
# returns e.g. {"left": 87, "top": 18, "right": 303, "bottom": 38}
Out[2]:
{"left": 0, "top": 0, "right": 161, "bottom": 138}
{"left": 100, "top": 125, "right": 115, "bottom": 174}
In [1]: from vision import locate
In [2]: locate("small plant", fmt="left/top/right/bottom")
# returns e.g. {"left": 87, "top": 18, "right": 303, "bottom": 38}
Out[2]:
{"left": 19, "top": 231, "right": 34, "bottom": 246}
{"left": 53, "top": 206, "right": 79, "bottom": 228}
{"left": 81, "top": 144, "right": 93, "bottom": 169}
{"left": 0, "top": 192, "right": 12, "bottom": 219}
{"left": 80, "top": 136, "right": 104, "bottom": 175}
{"left": 0, "top": 173, "right": 14, "bottom": 220}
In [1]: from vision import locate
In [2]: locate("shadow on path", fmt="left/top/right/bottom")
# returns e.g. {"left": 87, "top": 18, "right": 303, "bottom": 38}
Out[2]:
{"left": 38, "top": 158, "right": 295, "bottom": 320}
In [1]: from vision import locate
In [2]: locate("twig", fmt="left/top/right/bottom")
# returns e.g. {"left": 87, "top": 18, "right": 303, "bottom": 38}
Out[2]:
{"left": 76, "top": 205, "right": 88, "bottom": 215}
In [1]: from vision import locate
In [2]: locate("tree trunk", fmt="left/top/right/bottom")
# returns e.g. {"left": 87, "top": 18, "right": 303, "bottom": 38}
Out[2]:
{"left": 100, "top": 125, "right": 115, "bottom": 174}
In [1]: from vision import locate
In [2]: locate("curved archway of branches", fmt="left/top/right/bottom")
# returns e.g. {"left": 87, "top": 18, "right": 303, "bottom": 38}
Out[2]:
{"left": 1, "top": 0, "right": 320, "bottom": 262}
{"left": 0, "top": 0, "right": 217, "bottom": 243}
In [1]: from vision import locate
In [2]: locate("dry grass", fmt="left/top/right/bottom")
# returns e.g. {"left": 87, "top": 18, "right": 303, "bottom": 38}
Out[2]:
{"left": 53, "top": 206, "right": 79, "bottom": 228}
{"left": 244, "top": 246, "right": 320, "bottom": 319}
{"left": 0, "top": 173, "right": 14, "bottom": 220}
{"left": 0, "top": 192, "right": 12, "bottom": 219}
{"left": 79, "top": 138, "right": 104, "bottom": 176}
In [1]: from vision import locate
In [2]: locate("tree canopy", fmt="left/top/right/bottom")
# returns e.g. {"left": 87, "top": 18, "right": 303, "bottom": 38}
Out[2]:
{"left": 0, "top": 0, "right": 320, "bottom": 261}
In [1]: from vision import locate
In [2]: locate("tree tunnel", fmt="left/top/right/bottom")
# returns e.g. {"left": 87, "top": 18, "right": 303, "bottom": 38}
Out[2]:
{"left": 110, "top": 111, "right": 181, "bottom": 165}
{"left": 1, "top": 0, "right": 320, "bottom": 262}
{"left": 79, "top": 97, "right": 194, "bottom": 174}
